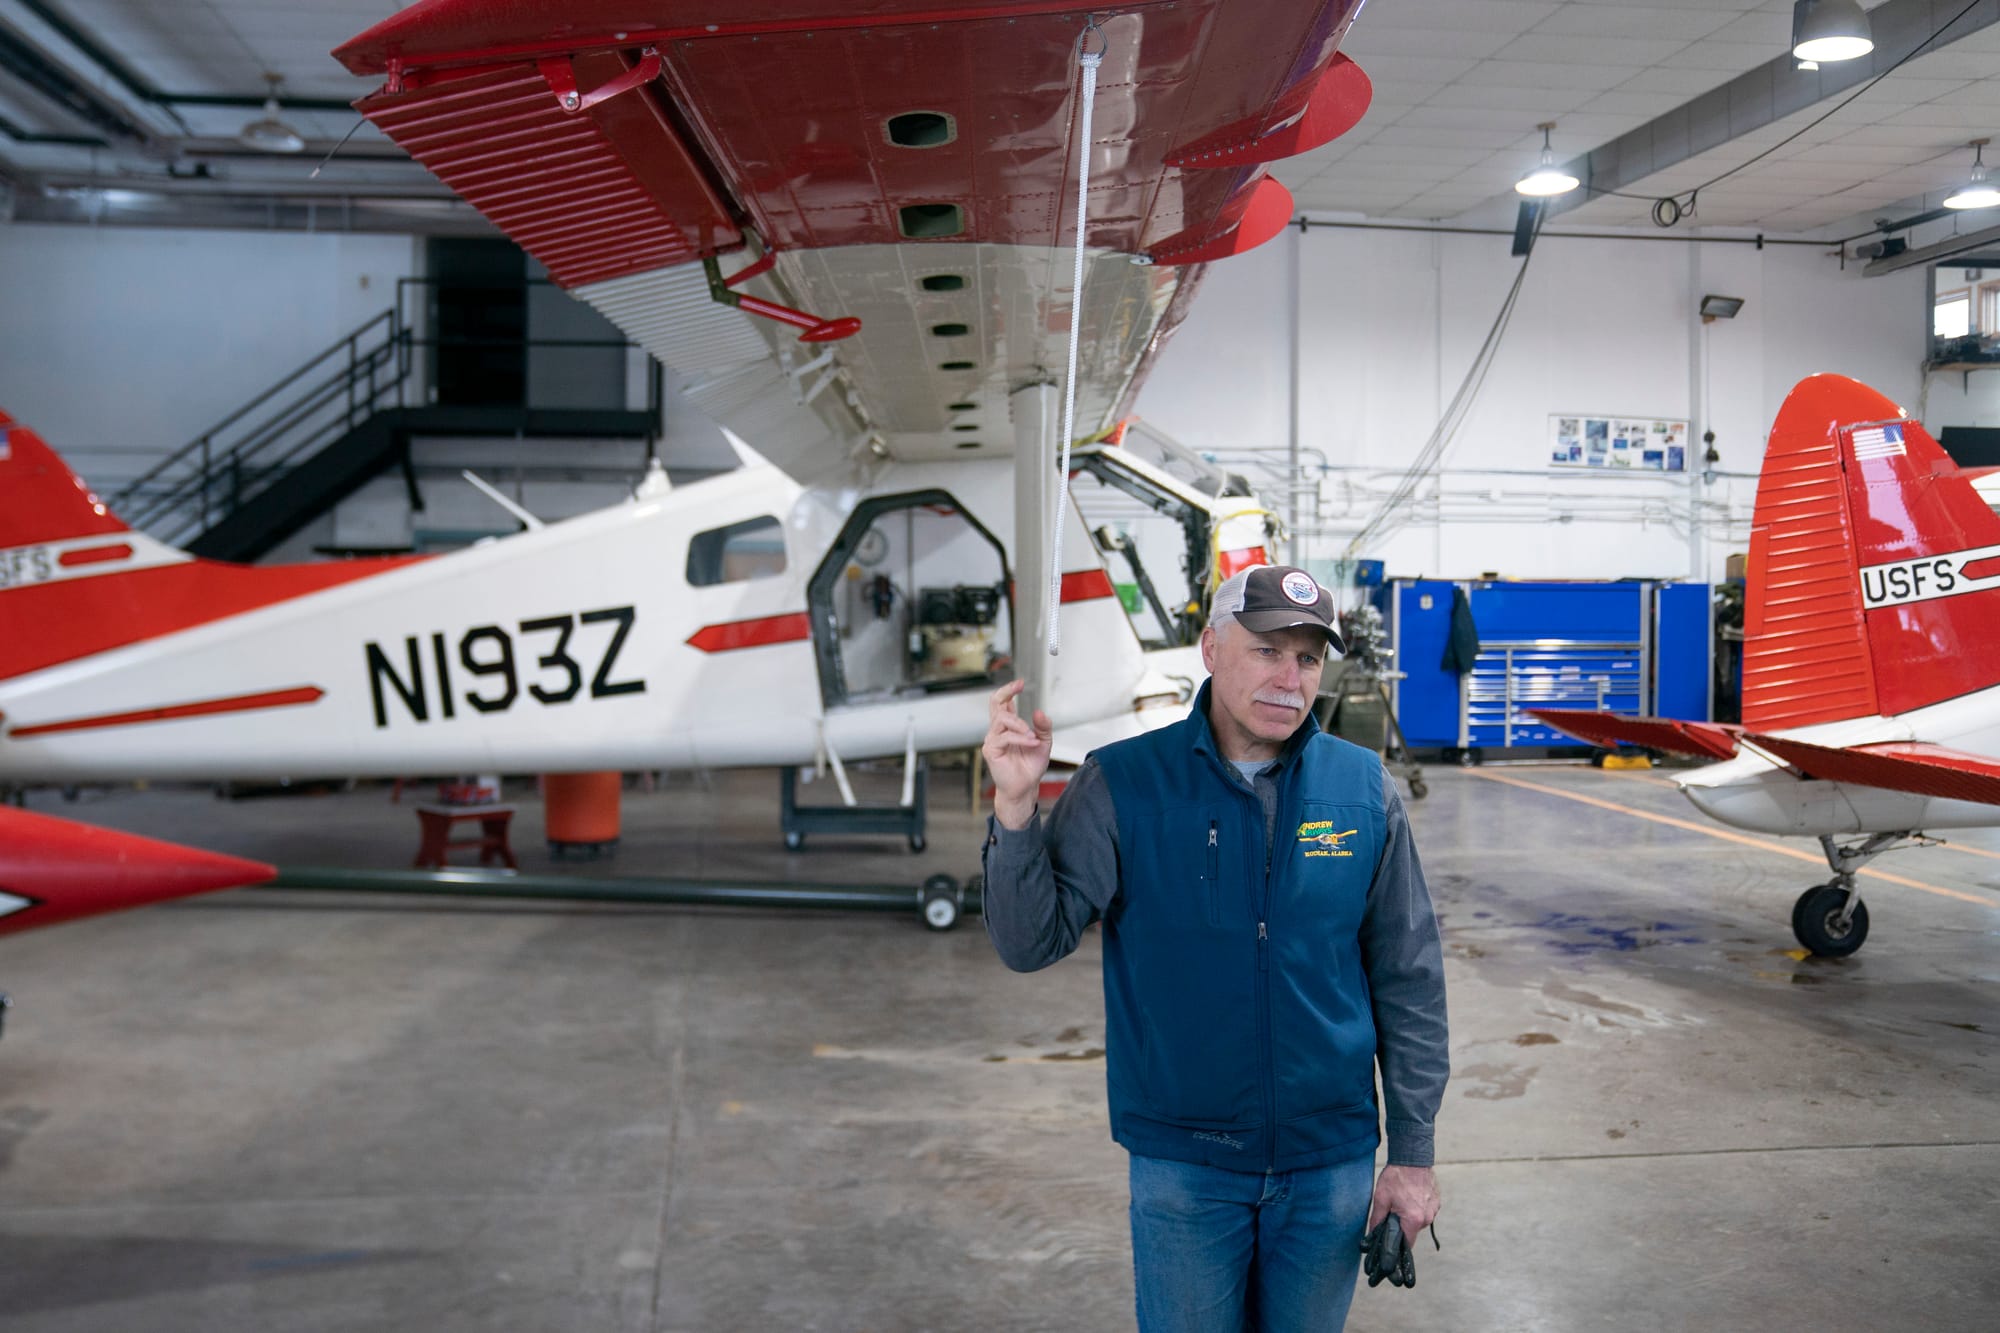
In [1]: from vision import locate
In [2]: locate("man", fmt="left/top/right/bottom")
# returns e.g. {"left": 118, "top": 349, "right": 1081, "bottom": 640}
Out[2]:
{"left": 981, "top": 565, "right": 1448, "bottom": 1332}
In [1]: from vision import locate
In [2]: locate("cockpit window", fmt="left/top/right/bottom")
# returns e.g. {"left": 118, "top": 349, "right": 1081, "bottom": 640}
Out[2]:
{"left": 687, "top": 515, "right": 785, "bottom": 586}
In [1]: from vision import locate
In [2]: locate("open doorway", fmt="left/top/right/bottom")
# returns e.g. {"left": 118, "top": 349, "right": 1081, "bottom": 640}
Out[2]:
{"left": 808, "top": 490, "right": 1013, "bottom": 708}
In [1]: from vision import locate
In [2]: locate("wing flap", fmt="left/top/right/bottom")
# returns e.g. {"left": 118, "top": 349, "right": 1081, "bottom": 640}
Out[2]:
{"left": 1529, "top": 709, "right": 1741, "bottom": 760}
{"left": 1743, "top": 735, "right": 2000, "bottom": 807}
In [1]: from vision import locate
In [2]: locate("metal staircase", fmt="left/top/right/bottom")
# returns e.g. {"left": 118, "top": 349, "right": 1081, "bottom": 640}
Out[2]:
{"left": 111, "top": 293, "right": 660, "bottom": 563}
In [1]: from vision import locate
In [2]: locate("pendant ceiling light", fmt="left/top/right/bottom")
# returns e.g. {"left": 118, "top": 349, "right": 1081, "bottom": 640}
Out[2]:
{"left": 1514, "top": 123, "right": 1578, "bottom": 198}
{"left": 1944, "top": 139, "right": 2000, "bottom": 210}
{"left": 1791, "top": 0, "right": 1873, "bottom": 64}
{"left": 239, "top": 74, "right": 305, "bottom": 154}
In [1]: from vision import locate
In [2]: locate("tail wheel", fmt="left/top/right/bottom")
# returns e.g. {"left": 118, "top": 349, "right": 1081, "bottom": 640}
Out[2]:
{"left": 1792, "top": 884, "right": 1869, "bottom": 957}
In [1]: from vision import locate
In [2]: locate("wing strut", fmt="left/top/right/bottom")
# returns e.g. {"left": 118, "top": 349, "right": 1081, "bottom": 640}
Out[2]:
{"left": 1011, "top": 380, "right": 1058, "bottom": 717}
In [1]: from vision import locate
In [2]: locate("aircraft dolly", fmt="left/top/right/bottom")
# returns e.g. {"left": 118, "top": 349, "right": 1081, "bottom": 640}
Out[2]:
{"left": 264, "top": 865, "right": 982, "bottom": 932}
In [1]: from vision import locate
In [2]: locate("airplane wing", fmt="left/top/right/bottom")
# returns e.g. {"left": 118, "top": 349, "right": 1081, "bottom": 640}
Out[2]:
{"left": 1740, "top": 735, "right": 2000, "bottom": 807}
{"left": 1528, "top": 709, "right": 1743, "bottom": 761}
{"left": 333, "top": 1, "right": 1371, "bottom": 487}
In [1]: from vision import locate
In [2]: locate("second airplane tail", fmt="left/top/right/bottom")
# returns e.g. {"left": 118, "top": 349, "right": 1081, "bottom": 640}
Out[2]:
{"left": 1743, "top": 373, "right": 2000, "bottom": 729}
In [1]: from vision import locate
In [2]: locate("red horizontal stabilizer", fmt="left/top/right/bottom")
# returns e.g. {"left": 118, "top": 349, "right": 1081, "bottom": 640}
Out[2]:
{"left": 1741, "top": 735, "right": 2000, "bottom": 808}
{"left": 1529, "top": 710, "right": 1741, "bottom": 760}
{"left": 0, "top": 807, "right": 275, "bottom": 938}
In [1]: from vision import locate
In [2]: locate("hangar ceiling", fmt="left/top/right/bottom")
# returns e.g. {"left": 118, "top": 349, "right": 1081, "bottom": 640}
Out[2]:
{"left": 0, "top": 1, "right": 1994, "bottom": 240}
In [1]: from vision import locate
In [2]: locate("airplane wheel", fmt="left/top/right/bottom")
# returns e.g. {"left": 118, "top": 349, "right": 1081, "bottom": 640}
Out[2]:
{"left": 1792, "top": 884, "right": 1869, "bottom": 958}
{"left": 909, "top": 834, "right": 927, "bottom": 853}
{"left": 784, "top": 831, "right": 804, "bottom": 851}
{"left": 921, "top": 874, "right": 960, "bottom": 931}
{"left": 1409, "top": 777, "right": 1429, "bottom": 800}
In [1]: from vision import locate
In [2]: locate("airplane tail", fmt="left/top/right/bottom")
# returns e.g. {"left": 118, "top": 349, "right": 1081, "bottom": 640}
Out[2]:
{"left": 0, "top": 411, "right": 419, "bottom": 682}
{"left": 1743, "top": 373, "right": 2000, "bottom": 729}
{"left": 0, "top": 411, "right": 133, "bottom": 547}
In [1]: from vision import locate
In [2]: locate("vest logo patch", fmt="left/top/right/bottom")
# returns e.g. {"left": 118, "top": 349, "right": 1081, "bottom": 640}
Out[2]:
{"left": 1192, "top": 1130, "right": 1245, "bottom": 1150}
{"left": 1296, "top": 820, "right": 1356, "bottom": 857}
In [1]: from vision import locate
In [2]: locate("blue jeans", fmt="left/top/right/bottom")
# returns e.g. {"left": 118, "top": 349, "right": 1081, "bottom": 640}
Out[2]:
{"left": 1128, "top": 1151, "right": 1374, "bottom": 1333}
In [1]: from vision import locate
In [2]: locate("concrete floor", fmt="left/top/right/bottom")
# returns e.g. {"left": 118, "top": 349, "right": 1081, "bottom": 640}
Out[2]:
{"left": 0, "top": 762, "right": 1995, "bottom": 1331}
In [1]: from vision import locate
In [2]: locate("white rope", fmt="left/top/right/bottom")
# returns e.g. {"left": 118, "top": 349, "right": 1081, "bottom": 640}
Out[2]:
{"left": 1047, "top": 22, "right": 1104, "bottom": 658}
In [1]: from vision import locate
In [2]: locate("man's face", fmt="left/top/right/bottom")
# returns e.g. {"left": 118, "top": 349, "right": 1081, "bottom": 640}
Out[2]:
{"left": 1199, "top": 621, "right": 1330, "bottom": 757}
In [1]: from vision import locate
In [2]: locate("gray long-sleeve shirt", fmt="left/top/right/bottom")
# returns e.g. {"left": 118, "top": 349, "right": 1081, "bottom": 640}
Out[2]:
{"left": 982, "top": 755, "right": 1449, "bottom": 1168}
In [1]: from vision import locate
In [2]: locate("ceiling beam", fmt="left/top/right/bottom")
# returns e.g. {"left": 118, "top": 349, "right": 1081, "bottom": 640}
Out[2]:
{"left": 1546, "top": 0, "right": 2000, "bottom": 224}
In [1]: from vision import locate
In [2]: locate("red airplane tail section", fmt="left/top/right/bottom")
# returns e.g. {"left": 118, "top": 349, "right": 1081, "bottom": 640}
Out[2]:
{"left": 0, "top": 411, "right": 420, "bottom": 682}
{"left": 1742, "top": 374, "right": 2000, "bottom": 729}
{"left": 0, "top": 412, "right": 132, "bottom": 548}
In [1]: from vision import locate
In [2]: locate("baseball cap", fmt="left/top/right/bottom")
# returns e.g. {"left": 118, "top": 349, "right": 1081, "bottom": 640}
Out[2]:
{"left": 1213, "top": 565, "right": 1345, "bottom": 656}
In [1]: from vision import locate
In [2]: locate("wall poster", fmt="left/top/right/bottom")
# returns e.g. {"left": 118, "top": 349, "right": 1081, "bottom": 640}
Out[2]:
{"left": 1549, "top": 414, "right": 1688, "bottom": 472}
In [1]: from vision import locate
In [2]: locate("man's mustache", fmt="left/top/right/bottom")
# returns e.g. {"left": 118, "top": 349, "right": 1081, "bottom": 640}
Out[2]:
{"left": 1253, "top": 690, "right": 1307, "bottom": 710}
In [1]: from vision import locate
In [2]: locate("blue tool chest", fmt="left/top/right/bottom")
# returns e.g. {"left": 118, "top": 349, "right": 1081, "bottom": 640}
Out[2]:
{"left": 1374, "top": 579, "right": 1710, "bottom": 750}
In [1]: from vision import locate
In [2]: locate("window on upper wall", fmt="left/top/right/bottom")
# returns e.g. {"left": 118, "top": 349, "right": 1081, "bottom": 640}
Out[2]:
{"left": 687, "top": 515, "right": 786, "bottom": 586}
{"left": 1936, "top": 289, "right": 1971, "bottom": 340}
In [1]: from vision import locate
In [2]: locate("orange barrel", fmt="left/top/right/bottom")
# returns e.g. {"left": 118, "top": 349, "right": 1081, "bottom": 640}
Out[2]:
{"left": 543, "top": 771, "right": 622, "bottom": 853}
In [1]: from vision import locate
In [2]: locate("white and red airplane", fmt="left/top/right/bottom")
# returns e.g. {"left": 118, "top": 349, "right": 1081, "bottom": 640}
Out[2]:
{"left": 0, "top": 0, "right": 1370, "bottom": 935}
{"left": 1536, "top": 373, "right": 2000, "bottom": 958}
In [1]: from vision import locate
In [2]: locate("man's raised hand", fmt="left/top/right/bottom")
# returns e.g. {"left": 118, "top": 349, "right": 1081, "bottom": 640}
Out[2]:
{"left": 984, "top": 679, "right": 1052, "bottom": 830}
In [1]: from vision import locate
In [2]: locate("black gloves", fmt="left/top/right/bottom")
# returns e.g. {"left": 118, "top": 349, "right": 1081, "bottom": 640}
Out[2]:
{"left": 1360, "top": 1214, "right": 1437, "bottom": 1289}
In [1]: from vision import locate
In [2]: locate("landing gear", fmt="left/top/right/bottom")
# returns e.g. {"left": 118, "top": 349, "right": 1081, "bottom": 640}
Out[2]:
{"left": 1792, "top": 884, "right": 1870, "bottom": 957}
{"left": 1792, "top": 832, "right": 1908, "bottom": 957}
{"left": 920, "top": 874, "right": 962, "bottom": 931}
{"left": 0, "top": 992, "right": 10, "bottom": 1040}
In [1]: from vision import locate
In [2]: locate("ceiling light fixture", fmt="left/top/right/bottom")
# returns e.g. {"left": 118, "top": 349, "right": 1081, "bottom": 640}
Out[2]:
{"left": 1944, "top": 140, "right": 2000, "bottom": 210}
{"left": 1791, "top": 0, "right": 1873, "bottom": 64}
{"left": 239, "top": 74, "right": 305, "bottom": 154}
{"left": 1514, "top": 123, "right": 1578, "bottom": 198}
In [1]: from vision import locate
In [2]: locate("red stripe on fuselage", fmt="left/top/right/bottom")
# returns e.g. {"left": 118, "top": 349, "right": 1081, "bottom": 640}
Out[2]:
{"left": 8, "top": 686, "right": 326, "bottom": 738}
{"left": 58, "top": 542, "right": 133, "bottom": 567}
{"left": 0, "top": 556, "right": 424, "bottom": 681}
{"left": 686, "top": 611, "right": 812, "bottom": 653}
{"left": 1060, "top": 569, "right": 1116, "bottom": 602}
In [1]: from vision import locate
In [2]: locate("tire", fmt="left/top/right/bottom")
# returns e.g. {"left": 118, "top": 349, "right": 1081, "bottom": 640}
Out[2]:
{"left": 784, "top": 831, "right": 804, "bottom": 851}
{"left": 1409, "top": 779, "right": 1429, "bottom": 800}
{"left": 921, "top": 874, "right": 960, "bottom": 931}
{"left": 909, "top": 834, "right": 927, "bottom": 853}
{"left": 1792, "top": 884, "right": 1869, "bottom": 957}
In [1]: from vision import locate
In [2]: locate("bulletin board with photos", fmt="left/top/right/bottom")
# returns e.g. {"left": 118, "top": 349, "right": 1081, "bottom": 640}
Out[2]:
{"left": 1548, "top": 414, "right": 1688, "bottom": 472}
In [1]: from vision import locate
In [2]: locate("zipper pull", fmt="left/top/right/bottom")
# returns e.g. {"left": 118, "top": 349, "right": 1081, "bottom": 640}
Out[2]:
{"left": 1209, "top": 826, "right": 1218, "bottom": 847}
{"left": 1258, "top": 921, "right": 1267, "bottom": 941}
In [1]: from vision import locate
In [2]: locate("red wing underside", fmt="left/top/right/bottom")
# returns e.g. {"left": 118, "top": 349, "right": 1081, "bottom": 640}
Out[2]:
{"left": 1741, "top": 736, "right": 2000, "bottom": 808}
{"left": 1528, "top": 710, "right": 1742, "bottom": 760}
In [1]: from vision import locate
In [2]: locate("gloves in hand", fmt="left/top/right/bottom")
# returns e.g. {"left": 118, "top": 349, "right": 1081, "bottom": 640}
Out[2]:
{"left": 1360, "top": 1214, "right": 1430, "bottom": 1289}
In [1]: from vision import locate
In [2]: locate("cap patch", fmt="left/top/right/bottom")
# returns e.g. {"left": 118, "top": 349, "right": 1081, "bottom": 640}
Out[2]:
{"left": 1280, "top": 571, "right": 1318, "bottom": 606}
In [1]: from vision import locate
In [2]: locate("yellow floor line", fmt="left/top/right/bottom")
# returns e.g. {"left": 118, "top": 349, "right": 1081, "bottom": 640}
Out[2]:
{"left": 1465, "top": 769, "right": 1995, "bottom": 907}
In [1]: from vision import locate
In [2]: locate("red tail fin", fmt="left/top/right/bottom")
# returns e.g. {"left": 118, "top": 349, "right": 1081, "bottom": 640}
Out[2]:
{"left": 0, "top": 411, "right": 130, "bottom": 546}
{"left": 1744, "top": 374, "right": 2000, "bottom": 729}
{"left": 0, "top": 411, "right": 422, "bottom": 682}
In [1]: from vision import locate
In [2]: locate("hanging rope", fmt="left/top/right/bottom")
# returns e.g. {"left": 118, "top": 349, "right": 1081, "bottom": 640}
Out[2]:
{"left": 1046, "top": 18, "right": 1105, "bottom": 658}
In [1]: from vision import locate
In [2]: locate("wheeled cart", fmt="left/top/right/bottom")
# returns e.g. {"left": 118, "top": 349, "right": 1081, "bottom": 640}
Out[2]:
{"left": 780, "top": 760, "right": 929, "bottom": 852}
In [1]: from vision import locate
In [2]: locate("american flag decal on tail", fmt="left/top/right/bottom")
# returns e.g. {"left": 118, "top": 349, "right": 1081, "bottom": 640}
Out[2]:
{"left": 1851, "top": 423, "right": 1906, "bottom": 461}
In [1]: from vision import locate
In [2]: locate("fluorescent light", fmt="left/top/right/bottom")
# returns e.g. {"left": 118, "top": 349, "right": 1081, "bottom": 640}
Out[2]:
{"left": 1791, "top": 0, "right": 1872, "bottom": 64}
{"left": 1515, "top": 123, "right": 1578, "bottom": 198}
{"left": 1945, "top": 140, "right": 2000, "bottom": 210}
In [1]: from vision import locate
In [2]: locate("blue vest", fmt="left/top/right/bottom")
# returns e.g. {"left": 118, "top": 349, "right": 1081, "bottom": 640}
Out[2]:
{"left": 1091, "top": 683, "right": 1386, "bottom": 1172}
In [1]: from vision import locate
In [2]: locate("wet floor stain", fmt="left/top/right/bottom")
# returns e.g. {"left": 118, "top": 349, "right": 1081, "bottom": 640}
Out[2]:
{"left": 1937, "top": 1021, "right": 1986, "bottom": 1033}
{"left": 1542, "top": 980, "right": 1651, "bottom": 1021}
{"left": 1513, "top": 1032, "right": 1560, "bottom": 1047}
{"left": 1521, "top": 911, "right": 1702, "bottom": 955}
{"left": 1458, "top": 1062, "right": 1536, "bottom": 1100}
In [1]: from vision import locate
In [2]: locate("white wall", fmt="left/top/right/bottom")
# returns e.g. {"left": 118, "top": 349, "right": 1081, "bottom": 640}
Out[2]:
{"left": 1134, "top": 220, "right": 1932, "bottom": 584}
{"left": 0, "top": 222, "right": 420, "bottom": 492}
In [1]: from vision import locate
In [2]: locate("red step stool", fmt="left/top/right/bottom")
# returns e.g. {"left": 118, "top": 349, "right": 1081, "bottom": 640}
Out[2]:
{"left": 414, "top": 803, "right": 518, "bottom": 870}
